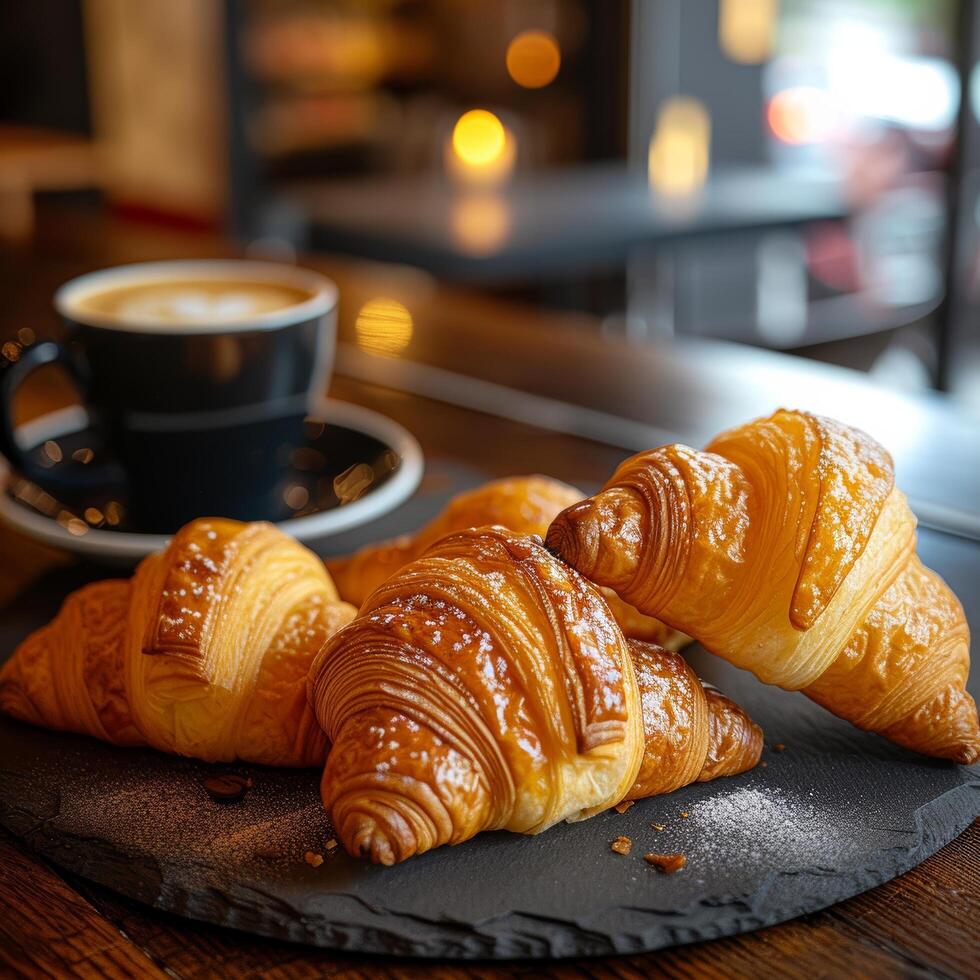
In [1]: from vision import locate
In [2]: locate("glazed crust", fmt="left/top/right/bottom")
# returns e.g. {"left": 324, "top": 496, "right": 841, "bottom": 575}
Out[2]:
{"left": 308, "top": 527, "right": 761, "bottom": 865}
{"left": 0, "top": 519, "right": 355, "bottom": 765}
{"left": 546, "top": 409, "right": 979, "bottom": 764}
{"left": 626, "top": 640, "right": 762, "bottom": 799}
{"left": 326, "top": 474, "right": 688, "bottom": 650}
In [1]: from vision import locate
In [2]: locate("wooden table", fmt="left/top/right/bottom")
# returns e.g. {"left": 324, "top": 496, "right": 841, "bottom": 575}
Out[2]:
{"left": 0, "top": 205, "right": 977, "bottom": 978}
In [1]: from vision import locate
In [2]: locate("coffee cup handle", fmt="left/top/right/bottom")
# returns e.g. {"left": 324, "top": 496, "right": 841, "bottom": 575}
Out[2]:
{"left": 0, "top": 339, "right": 90, "bottom": 481}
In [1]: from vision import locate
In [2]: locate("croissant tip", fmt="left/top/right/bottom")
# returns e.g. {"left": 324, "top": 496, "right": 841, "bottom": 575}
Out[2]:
{"left": 348, "top": 816, "right": 399, "bottom": 866}
{"left": 950, "top": 739, "right": 980, "bottom": 766}
{"left": 545, "top": 501, "right": 592, "bottom": 567}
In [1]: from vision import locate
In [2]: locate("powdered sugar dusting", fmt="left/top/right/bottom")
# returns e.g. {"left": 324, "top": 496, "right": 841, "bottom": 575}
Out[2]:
{"left": 683, "top": 784, "right": 864, "bottom": 871}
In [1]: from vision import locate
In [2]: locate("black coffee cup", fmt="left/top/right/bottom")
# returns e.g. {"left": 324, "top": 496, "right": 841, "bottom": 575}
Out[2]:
{"left": 0, "top": 260, "right": 338, "bottom": 533}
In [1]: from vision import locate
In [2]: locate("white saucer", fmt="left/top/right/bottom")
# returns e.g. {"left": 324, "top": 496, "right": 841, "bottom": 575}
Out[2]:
{"left": 0, "top": 399, "right": 423, "bottom": 563}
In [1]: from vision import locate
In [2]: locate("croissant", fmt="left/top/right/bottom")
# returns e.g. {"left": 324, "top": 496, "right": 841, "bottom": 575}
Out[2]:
{"left": 0, "top": 518, "right": 355, "bottom": 765}
{"left": 308, "top": 527, "right": 761, "bottom": 864}
{"left": 326, "top": 474, "right": 688, "bottom": 650}
{"left": 547, "top": 409, "right": 980, "bottom": 764}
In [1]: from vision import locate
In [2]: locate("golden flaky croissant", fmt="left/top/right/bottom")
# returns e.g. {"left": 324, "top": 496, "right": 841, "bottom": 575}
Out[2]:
{"left": 0, "top": 519, "right": 355, "bottom": 765}
{"left": 547, "top": 409, "right": 980, "bottom": 764}
{"left": 326, "top": 475, "right": 688, "bottom": 649}
{"left": 308, "top": 527, "right": 761, "bottom": 864}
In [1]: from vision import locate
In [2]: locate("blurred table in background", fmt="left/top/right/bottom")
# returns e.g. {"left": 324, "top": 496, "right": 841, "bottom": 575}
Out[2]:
{"left": 293, "top": 164, "right": 951, "bottom": 378}
{"left": 0, "top": 201, "right": 977, "bottom": 978}
{"left": 293, "top": 165, "right": 847, "bottom": 282}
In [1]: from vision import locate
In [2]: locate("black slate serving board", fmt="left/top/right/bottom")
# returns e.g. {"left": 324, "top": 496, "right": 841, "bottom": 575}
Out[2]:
{"left": 1, "top": 461, "right": 978, "bottom": 959}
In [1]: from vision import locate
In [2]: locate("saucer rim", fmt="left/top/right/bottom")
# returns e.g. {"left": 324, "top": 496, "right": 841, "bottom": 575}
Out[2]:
{"left": 0, "top": 399, "right": 423, "bottom": 561}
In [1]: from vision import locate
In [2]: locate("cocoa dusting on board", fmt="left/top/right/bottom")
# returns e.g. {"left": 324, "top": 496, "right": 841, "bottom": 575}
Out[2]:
{"left": 52, "top": 753, "right": 333, "bottom": 873}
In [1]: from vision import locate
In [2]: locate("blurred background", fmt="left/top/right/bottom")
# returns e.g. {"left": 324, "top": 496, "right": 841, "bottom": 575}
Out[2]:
{"left": 2, "top": 0, "right": 980, "bottom": 416}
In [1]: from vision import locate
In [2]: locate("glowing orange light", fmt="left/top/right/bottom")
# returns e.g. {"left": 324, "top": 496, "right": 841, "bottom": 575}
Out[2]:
{"left": 719, "top": 0, "right": 779, "bottom": 65}
{"left": 767, "top": 86, "right": 834, "bottom": 144}
{"left": 447, "top": 109, "right": 516, "bottom": 185}
{"left": 452, "top": 110, "right": 506, "bottom": 167}
{"left": 648, "top": 97, "right": 711, "bottom": 198}
{"left": 355, "top": 297, "right": 414, "bottom": 357}
{"left": 506, "top": 30, "right": 561, "bottom": 89}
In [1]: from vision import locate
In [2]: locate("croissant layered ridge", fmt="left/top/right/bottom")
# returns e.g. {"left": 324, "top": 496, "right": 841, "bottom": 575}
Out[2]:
{"left": 308, "top": 527, "right": 761, "bottom": 865}
{"left": 0, "top": 579, "right": 142, "bottom": 747}
{"left": 311, "top": 527, "right": 644, "bottom": 864}
{"left": 0, "top": 518, "right": 356, "bottom": 766}
{"left": 547, "top": 409, "right": 979, "bottom": 763}
{"left": 325, "top": 474, "right": 688, "bottom": 650}
{"left": 626, "top": 640, "right": 762, "bottom": 799}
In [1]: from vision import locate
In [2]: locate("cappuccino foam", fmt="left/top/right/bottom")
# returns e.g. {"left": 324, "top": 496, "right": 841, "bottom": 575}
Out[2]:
{"left": 74, "top": 280, "right": 312, "bottom": 326}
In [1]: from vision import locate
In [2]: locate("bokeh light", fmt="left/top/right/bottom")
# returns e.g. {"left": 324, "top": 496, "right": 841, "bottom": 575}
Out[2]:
{"left": 447, "top": 109, "right": 516, "bottom": 185}
{"left": 355, "top": 297, "right": 414, "bottom": 357}
{"left": 452, "top": 109, "right": 506, "bottom": 167}
{"left": 648, "top": 97, "right": 711, "bottom": 198}
{"left": 334, "top": 462, "right": 375, "bottom": 504}
{"left": 506, "top": 30, "right": 561, "bottom": 89}
{"left": 283, "top": 483, "right": 310, "bottom": 510}
{"left": 767, "top": 86, "right": 834, "bottom": 145}
{"left": 719, "top": 0, "right": 779, "bottom": 65}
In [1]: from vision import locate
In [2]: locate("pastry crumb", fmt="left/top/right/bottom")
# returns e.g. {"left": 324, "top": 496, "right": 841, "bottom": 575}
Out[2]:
{"left": 304, "top": 850, "right": 323, "bottom": 868}
{"left": 679, "top": 811, "right": 689, "bottom": 819}
{"left": 610, "top": 835, "right": 632, "bottom": 855}
{"left": 651, "top": 822, "right": 666, "bottom": 832}
{"left": 324, "top": 838, "right": 339, "bottom": 851}
{"left": 773, "top": 743, "right": 786, "bottom": 752}
{"left": 614, "top": 800, "right": 635, "bottom": 814}
{"left": 760, "top": 761, "right": 768, "bottom": 767}
{"left": 644, "top": 852, "right": 686, "bottom": 874}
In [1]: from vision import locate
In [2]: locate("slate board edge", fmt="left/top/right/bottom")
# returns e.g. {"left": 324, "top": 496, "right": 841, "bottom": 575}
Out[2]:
{"left": 2, "top": 776, "right": 977, "bottom": 960}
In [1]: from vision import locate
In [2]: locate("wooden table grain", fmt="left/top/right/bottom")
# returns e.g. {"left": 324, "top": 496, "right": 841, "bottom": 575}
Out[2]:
{"left": 0, "top": 205, "right": 977, "bottom": 979}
